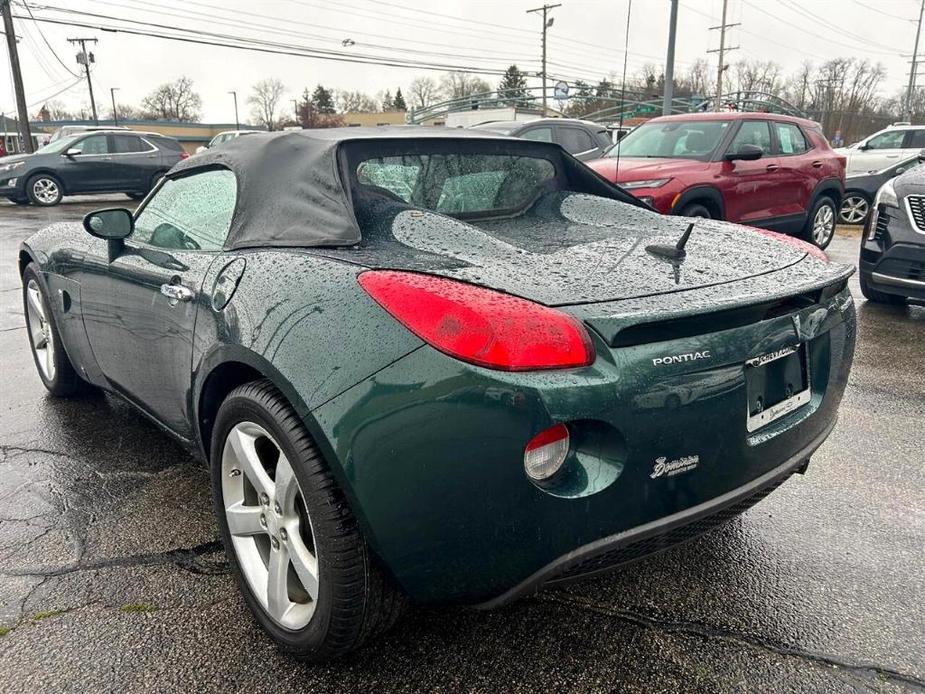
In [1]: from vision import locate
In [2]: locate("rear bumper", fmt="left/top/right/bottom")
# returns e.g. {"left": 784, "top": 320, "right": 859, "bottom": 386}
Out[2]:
{"left": 476, "top": 418, "right": 832, "bottom": 609}
{"left": 311, "top": 284, "right": 855, "bottom": 605}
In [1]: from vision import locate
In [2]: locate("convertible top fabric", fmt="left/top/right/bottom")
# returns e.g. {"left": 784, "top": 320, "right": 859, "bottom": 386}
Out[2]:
{"left": 169, "top": 127, "right": 638, "bottom": 250}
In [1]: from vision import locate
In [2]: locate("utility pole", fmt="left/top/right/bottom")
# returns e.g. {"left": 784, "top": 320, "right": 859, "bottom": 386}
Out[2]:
{"left": 906, "top": 0, "right": 925, "bottom": 120}
{"left": 2, "top": 0, "right": 34, "bottom": 153}
{"left": 527, "top": 3, "right": 561, "bottom": 116}
{"left": 229, "top": 90, "right": 239, "bottom": 130}
{"left": 707, "top": 0, "right": 739, "bottom": 112}
{"left": 68, "top": 37, "right": 98, "bottom": 124}
{"left": 110, "top": 87, "right": 119, "bottom": 126}
{"left": 663, "top": 0, "right": 679, "bottom": 115}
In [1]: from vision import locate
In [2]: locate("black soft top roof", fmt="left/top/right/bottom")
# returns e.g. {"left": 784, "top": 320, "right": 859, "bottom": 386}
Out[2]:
{"left": 168, "top": 127, "right": 639, "bottom": 250}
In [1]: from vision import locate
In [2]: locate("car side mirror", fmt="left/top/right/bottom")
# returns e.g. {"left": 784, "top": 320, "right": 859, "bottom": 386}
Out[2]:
{"left": 64, "top": 148, "right": 82, "bottom": 157}
{"left": 857, "top": 143, "right": 870, "bottom": 151}
{"left": 84, "top": 208, "right": 134, "bottom": 239}
{"left": 724, "top": 144, "right": 763, "bottom": 161}
{"left": 84, "top": 208, "right": 134, "bottom": 262}
{"left": 895, "top": 167, "right": 906, "bottom": 176}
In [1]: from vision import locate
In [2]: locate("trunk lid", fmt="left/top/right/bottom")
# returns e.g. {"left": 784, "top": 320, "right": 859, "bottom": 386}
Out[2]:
{"left": 330, "top": 193, "right": 817, "bottom": 307}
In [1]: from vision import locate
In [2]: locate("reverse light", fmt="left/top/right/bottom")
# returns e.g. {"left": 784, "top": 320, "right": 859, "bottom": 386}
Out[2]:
{"left": 524, "top": 424, "right": 570, "bottom": 481}
{"left": 358, "top": 270, "right": 595, "bottom": 371}
{"left": 621, "top": 178, "right": 671, "bottom": 190}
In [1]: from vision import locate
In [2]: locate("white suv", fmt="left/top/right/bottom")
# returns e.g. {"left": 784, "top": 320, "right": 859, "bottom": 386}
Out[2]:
{"left": 837, "top": 123, "right": 925, "bottom": 175}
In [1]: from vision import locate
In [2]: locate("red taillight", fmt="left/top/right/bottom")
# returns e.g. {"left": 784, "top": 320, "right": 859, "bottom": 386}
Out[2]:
{"left": 180, "top": 151, "right": 190, "bottom": 159}
{"left": 358, "top": 270, "right": 595, "bottom": 371}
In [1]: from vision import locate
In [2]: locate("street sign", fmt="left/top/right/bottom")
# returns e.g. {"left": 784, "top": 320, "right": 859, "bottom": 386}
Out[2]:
{"left": 553, "top": 80, "right": 569, "bottom": 101}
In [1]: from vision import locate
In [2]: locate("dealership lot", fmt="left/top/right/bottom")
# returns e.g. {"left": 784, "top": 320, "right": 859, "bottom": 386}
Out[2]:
{"left": 0, "top": 198, "right": 923, "bottom": 692}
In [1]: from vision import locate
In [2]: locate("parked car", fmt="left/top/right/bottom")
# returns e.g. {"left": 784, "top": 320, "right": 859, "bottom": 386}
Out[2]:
{"left": 859, "top": 163, "right": 925, "bottom": 303}
{"left": 835, "top": 122, "right": 925, "bottom": 175}
{"left": 1, "top": 131, "right": 42, "bottom": 155}
{"left": 840, "top": 151, "right": 925, "bottom": 225}
{"left": 0, "top": 130, "right": 187, "bottom": 206}
{"left": 19, "top": 129, "right": 856, "bottom": 661}
{"left": 469, "top": 118, "right": 612, "bottom": 160}
{"left": 587, "top": 112, "right": 845, "bottom": 249}
{"left": 48, "top": 124, "right": 131, "bottom": 142}
{"left": 195, "top": 129, "right": 261, "bottom": 154}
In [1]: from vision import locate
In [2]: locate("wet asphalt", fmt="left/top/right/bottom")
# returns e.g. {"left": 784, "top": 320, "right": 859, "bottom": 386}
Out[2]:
{"left": 0, "top": 196, "right": 923, "bottom": 693}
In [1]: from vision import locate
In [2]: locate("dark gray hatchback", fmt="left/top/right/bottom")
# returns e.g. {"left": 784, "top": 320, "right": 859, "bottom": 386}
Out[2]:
{"left": 0, "top": 130, "right": 187, "bottom": 206}
{"left": 469, "top": 118, "right": 613, "bottom": 161}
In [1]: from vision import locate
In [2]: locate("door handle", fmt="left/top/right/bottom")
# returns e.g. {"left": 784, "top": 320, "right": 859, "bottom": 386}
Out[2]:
{"left": 160, "top": 283, "right": 194, "bottom": 303}
{"left": 811, "top": 160, "right": 823, "bottom": 168}
{"left": 766, "top": 164, "right": 780, "bottom": 172}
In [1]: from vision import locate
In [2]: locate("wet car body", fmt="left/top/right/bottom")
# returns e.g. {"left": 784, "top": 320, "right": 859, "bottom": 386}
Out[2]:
{"left": 861, "top": 163, "right": 925, "bottom": 303}
{"left": 19, "top": 129, "right": 856, "bottom": 635}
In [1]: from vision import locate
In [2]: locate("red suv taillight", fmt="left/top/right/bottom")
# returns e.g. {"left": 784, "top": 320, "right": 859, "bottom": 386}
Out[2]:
{"left": 180, "top": 152, "right": 190, "bottom": 159}
{"left": 358, "top": 270, "right": 595, "bottom": 371}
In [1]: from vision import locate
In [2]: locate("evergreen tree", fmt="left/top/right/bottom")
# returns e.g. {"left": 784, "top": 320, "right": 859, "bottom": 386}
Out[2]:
{"left": 381, "top": 89, "right": 393, "bottom": 110}
{"left": 498, "top": 65, "right": 528, "bottom": 106}
{"left": 311, "top": 85, "right": 336, "bottom": 114}
{"left": 393, "top": 88, "right": 407, "bottom": 110}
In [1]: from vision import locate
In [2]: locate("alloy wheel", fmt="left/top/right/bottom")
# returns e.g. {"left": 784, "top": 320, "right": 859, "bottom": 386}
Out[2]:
{"left": 221, "top": 421, "right": 319, "bottom": 630}
{"left": 839, "top": 195, "right": 869, "bottom": 224}
{"left": 32, "top": 178, "right": 60, "bottom": 205}
{"left": 25, "top": 279, "right": 56, "bottom": 381}
{"left": 812, "top": 203, "right": 835, "bottom": 247}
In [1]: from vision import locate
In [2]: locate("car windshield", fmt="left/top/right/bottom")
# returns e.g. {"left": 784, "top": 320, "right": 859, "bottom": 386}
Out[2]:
{"left": 33, "top": 135, "right": 82, "bottom": 155}
{"left": 606, "top": 120, "right": 731, "bottom": 160}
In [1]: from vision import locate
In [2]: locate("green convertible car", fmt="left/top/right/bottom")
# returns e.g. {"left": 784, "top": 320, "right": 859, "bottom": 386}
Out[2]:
{"left": 19, "top": 129, "right": 856, "bottom": 660}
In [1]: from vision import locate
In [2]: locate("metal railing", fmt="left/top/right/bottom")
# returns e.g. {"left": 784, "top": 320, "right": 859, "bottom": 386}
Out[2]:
{"left": 406, "top": 87, "right": 807, "bottom": 125}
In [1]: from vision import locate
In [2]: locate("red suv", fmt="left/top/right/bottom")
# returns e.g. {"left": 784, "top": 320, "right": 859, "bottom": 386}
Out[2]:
{"left": 587, "top": 112, "right": 846, "bottom": 248}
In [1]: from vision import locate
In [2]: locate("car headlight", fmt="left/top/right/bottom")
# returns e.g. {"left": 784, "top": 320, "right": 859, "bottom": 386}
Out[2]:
{"left": 620, "top": 178, "right": 671, "bottom": 190}
{"left": 868, "top": 179, "right": 899, "bottom": 240}
{"left": 0, "top": 161, "right": 24, "bottom": 173}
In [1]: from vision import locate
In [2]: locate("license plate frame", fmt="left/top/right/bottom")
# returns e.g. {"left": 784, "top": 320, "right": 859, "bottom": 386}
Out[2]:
{"left": 745, "top": 344, "right": 811, "bottom": 433}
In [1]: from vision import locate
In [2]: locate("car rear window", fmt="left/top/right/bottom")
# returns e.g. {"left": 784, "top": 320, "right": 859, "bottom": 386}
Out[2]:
{"left": 352, "top": 152, "right": 556, "bottom": 218}
{"left": 155, "top": 137, "right": 184, "bottom": 152}
{"left": 112, "top": 135, "right": 150, "bottom": 153}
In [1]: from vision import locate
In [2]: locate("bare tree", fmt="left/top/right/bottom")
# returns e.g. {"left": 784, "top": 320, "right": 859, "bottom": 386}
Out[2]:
{"left": 106, "top": 103, "right": 143, "bottom": 121}
{"left": 43, "top": 99, "right": 73, "bottom": 120}
{"left": 248, "top": 78, "right": 286, "bottom": 130}
{"left": 408, "top": 76, "right": 440, "bottom": 109}
{"left": 336, "top": 90, "right": 378, "bottom": 113}
{"left": 730, "top": 59, "right": 783, "bottom": 96}
{"left": 681, "top": 59, "right": 712, "bottom": 97}
{"left": 141, "top": 76, "right": 202, "bottom": 121}
{"left": 438, "top": 71, "right": 490, "bottom": 100}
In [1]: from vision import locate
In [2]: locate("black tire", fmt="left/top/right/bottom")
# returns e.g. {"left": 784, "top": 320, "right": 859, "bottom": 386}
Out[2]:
{"left": 801, "top": 196, "right": 837, "bottom": 249}
{"left": 859, "top": 273, "right": 906, "bottom": 305}
{"left": 210, "top": 379, "right": 406, "bottom": 661}
{"left": 22, "top": 263, "right": 90, "bottom": 397}
{"left": 25, "top": 173, "right": 63, "bottom": 206}
{"left": 679, "top": 202, "right": 712, "bottom": 219}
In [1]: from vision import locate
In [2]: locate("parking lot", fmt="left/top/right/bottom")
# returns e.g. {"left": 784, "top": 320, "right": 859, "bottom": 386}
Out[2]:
{"left": 0, "top": 196, "right": 921, "bottom": 692}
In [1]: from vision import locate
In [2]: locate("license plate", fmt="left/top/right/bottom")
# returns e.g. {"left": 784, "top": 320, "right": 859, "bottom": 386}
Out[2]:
{"left": 745, "top": 344, "right": 810, "bottom": 432}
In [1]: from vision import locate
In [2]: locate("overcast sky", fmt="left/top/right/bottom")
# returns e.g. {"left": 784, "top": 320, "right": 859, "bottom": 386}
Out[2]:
{"left": 1, "top": 0, "right": 921, "bottom": 123}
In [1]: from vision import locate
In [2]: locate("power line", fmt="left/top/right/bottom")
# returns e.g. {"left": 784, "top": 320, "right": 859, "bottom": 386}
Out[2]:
{"left": 850, "top": 0, "right": 915, "bottom": 23}
{"left": 14, "top": 11, "right": 518, "bottom": 75}
{"left": 20, "top": 0, "right": 79, "bottom": 77}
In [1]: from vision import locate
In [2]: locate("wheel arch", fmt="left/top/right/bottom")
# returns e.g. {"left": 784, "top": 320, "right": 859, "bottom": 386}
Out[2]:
{"left": 194, "top": 346, "right": 315, "bottom": 462}
{"left": 809, "top": 177, "right": 844, "bottom": 209}
{"left": 671, "top": 185, "right": 725, "bottom": 219}
{"left": 22, "top": 168, "right": 68, "bottom": 194}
